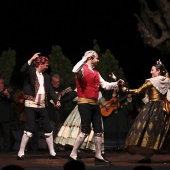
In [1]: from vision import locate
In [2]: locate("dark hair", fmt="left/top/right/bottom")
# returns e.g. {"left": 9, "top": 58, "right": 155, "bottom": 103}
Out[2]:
{"left": 153, "top": 63, "right": 166, "bottom": 76}
{"left": 32, "top": 56, "right": 49, "bottom": 67}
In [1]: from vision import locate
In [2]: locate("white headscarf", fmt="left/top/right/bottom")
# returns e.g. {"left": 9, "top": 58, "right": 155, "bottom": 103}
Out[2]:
{"left": 83, "top": 50, "right": 97, "bottom": 57}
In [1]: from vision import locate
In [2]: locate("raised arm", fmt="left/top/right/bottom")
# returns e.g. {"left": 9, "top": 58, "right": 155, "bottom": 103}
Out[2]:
{"left": 20, "top": 52, "right": 40, "bottom": 73}
{"left": 72, "top": 52, "right": 95, "bottom": 79}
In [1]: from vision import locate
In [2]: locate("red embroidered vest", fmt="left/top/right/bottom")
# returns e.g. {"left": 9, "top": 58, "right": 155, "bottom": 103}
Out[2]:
{"left": 76, "top": 64, "right": 99, "bottom": 99}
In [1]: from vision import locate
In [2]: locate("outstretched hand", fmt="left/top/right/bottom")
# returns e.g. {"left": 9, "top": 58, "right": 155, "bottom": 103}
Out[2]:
{"left": 117, "top": 79, "right": 124, "bottom": 86}
{"left": 109, "top": 72, "right": 117, "bottom": 80}
{"left": 122, "top": 87, "right": 127, "bottom": 92}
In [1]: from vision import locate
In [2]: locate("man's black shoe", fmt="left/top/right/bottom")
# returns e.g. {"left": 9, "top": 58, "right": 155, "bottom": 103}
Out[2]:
{"left": 50, "top": 154, "right": 58, "bottom": 159}
{"left": 95, "top": 157, "right": 111, "bottom": 165}
{"left": 68, "top": 155, "right": 76, "bottom": 161}
{"left": 17, "top": 155, "right": 26, "bottom": 160}
{"left": 68, "top": 156, "right": 82, "bottom": 161}
{"left": 138, "top": 158, "right": 151, "bottom": 163}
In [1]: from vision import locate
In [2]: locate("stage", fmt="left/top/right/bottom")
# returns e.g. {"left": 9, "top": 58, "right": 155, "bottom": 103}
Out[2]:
{"left": 0, "top": 150, "right": 170, "bottom": 170}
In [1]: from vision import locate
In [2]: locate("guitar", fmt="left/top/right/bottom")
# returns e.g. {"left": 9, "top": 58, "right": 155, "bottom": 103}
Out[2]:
{"left": 100, "top": 95, "right": 129, "bottom": 117}
{"left": 49, "top": 87, "right": 72, "bottom": 105}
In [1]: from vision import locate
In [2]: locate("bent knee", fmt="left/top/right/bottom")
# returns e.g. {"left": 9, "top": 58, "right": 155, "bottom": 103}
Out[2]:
{"left": 79, "top": 132, "right": 88, "bottom": 138}
{"left": 44, "top": 131, "right": 53, "bottom": 137}
{"left": 94, "top": 132, "right": 103, "bottom": 137}
{"left": 24, "top": 131, "right": 33, "bottom": 137}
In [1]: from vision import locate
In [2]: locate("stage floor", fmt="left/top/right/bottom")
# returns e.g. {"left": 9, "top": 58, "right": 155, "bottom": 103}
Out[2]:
{"left": 0, "top": 150, "right": 170, "bottom": 170}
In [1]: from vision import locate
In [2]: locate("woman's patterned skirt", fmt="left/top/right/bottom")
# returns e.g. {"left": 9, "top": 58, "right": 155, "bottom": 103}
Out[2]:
{"left": 124, "top": 101, "right": 170, "bottom": 157}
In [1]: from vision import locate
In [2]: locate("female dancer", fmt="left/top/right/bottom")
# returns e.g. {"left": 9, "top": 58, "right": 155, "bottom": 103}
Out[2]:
{"left": 123, "top": 59, "right": 170, "bottom": 163}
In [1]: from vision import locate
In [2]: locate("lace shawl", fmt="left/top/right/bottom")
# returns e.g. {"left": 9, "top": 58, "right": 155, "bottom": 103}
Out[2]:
{"left": 146, "top": 76, "right": 170, "bottom": 101}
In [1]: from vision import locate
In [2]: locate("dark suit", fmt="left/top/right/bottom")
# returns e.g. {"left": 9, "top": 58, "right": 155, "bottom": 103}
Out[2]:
{"left": 21, "top": 62, "right": 59, "bottom": 103}
{"left": 20, "top": 62, "right": 59, "bottom": 134}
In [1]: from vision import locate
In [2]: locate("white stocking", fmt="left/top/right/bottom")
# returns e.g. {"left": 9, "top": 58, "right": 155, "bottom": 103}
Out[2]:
{"left": 18, "top": 133, "right": 30, "bottom": 157}
{"left": 70, "top": 132, "right": 87, "bottom": 159}
{"left": 95, "top": 136, "right": 103, "bottom": 159}
{"left": 45, "top": 135, "right": 56, "bottom": 156}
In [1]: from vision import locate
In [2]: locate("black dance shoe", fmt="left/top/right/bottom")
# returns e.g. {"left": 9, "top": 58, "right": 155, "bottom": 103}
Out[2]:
{"left": 138, "top": 158, "right": 151, "bottom": 163}
{"left": 17, "top": 155, "right": 26, "bottom": 160}
{"left": 50, "top": 154, "right": 58, "bottom": 159}
{"left": 68, "top": 156, "right": 76, "bottom": 161}
{"left": 68, "top": 156, "right": 81, "bottom": 161}
{"left": 95, "top": 157, "right": 111, "bottom": 165}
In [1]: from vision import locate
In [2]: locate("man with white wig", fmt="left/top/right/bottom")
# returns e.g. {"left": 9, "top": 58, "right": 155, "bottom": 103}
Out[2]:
{"left": 70, "top": 50, "right": 125, "bottom": 164}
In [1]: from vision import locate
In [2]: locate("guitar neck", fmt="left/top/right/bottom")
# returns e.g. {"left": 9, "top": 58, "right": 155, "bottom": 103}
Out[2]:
{"left": 55, "top": 87, "right": 72, "bottom": 100}
{"left": 118, "top": 94, "right": 128, "bottom": 103}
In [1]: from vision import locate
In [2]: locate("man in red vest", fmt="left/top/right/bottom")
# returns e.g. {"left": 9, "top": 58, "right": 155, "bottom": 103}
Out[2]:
{"left": 69, "top": 50, "right": 124, "bottom": 164}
